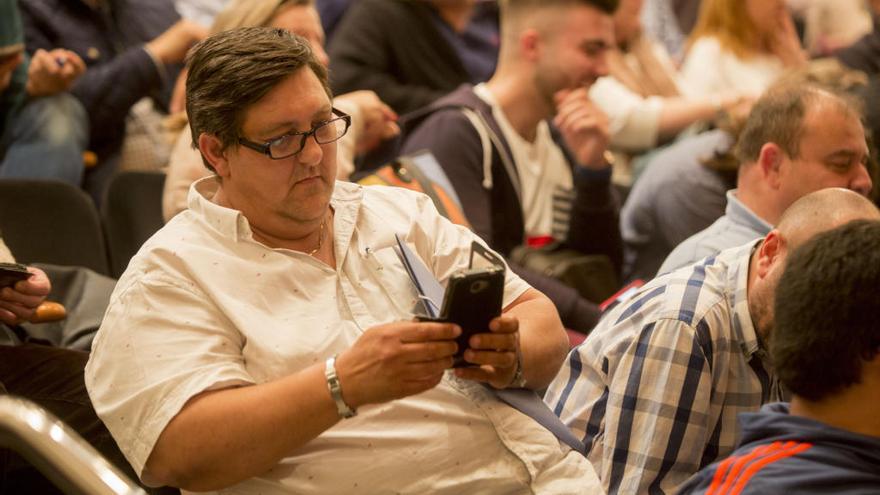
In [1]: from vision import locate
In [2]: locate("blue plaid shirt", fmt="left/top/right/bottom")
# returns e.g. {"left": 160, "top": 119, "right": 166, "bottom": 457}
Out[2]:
{"left": 545, "top": 241, "right": 786, "bottom": 494}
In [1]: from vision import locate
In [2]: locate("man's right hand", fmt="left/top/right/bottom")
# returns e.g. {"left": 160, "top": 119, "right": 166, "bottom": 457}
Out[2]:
{"left": 334, "top": 321, "right": 460, "bottom": 408}
{"left": 146, "top": 20, "right": 208, "bottom": 65}
{"left": 553, "top": 88, "right": 611, "bottom": 170}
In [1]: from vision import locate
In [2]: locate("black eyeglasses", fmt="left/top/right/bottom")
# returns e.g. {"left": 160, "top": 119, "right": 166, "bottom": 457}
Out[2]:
{"left": 238, "top": 107, "right": 351, "bottom": 160}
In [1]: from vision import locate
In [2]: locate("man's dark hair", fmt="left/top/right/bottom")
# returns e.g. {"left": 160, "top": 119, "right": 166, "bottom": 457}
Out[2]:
{"left": 185, "top": 26, "right": 330, "bottom": 170}
{"left": 734, "top": 84, "right": 861, "bottom": 165}
{"left": 501, "top": 0, "right": 619, "bottom": 16}
{"left": 772, "top": 219, "right": 880, "bottom": 401}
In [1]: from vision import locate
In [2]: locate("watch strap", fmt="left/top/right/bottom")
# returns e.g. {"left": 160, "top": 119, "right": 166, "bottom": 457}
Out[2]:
{"left": 325, "top": 355, "right": 357, "bottom": 419}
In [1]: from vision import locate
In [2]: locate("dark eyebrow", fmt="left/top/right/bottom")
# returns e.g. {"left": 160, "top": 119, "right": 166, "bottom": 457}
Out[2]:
{"left": 256, "top": 104, "right": 334, "bottom": 139}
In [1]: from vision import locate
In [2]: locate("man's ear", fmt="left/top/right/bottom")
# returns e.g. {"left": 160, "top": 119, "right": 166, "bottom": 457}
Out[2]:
{"left": 520, "top": 29, "right": 541, "bottom": 62}
{"left": 755, "top": 230, "right": 787, "bottom": 279}
{"left": 198, "top": 133, "right": 231, "bottom": 178}
{"left": 757, "top": 143, "right": 785, "bottom": 190}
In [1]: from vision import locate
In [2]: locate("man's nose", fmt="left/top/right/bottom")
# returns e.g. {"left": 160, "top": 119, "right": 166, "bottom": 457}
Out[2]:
{"left": 850, "top": 162, "right": 874, "bottom": 197}
{"left": 297, "top": 133, "right": 324, "bottom": 166}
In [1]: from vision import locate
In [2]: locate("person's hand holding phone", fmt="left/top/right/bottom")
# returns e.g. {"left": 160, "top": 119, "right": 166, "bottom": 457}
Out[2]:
{"left": 454, "top": 314, "right": 520, "bottom": 389}
{"left": 0, "top": 266, "right": 51, "bottom": 325}
{"left": 333, "top": 320, "right": 461, "bottom": 408}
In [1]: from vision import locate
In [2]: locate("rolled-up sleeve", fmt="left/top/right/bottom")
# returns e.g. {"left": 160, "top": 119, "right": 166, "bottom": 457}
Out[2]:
{"left": 85, "top": 273, "right": 254, "bottom": 478}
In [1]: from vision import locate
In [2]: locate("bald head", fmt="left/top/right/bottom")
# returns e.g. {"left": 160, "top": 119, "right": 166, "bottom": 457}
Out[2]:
{"left": 776, "top": 188, "right": 880, "bottom": 249}
{"left": 747, "top": 188, "right": 880, "bottom": 342}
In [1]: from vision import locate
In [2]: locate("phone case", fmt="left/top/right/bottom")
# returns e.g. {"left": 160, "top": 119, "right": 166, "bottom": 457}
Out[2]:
{"left": 438, "top": 266, "right": 505, "bottom": 367}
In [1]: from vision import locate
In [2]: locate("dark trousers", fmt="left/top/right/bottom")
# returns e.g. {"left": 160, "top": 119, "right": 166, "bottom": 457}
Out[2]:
{"left": 0, "top": 343, "right": 140, "bottom": 494}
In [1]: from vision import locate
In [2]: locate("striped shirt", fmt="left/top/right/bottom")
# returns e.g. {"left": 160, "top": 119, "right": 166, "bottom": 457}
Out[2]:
{"left": 545, "top": 241, "right": 786, "bottom": 494}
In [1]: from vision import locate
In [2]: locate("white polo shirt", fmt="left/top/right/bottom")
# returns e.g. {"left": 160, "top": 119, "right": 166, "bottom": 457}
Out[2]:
{"left": 85, "top": 179, "right": 601, "bottom": 494}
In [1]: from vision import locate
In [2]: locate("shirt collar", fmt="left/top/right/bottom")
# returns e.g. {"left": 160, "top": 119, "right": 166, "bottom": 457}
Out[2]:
{"left": 724, "top": 238, "right": 764, "bottom": 359}
{"left": 188, "top": 177, "right": 253, "bottom": 241}
{"left": 725, "top": 189, "right": 772, "bottom": 236}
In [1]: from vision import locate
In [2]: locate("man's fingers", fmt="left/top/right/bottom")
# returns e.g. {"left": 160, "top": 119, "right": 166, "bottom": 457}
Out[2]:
{"left": 554, "top": 99, "right": 605, "bottom": 134}
{"left": 403, "top": 358, "right": 454, "bottom": 380}
{"left": 381, "top": 121, "right": 401, "bottom": 139}
{"left": 464, "top": 349, "right": 516, "bottom": 368}
{"left": 69, "top": 53, "right": 87, "bottom": 75}
{"left": 469, "top": 332, "right": 516, "bottom": 351}
{"left": 401, "top": 340, "right": 458, "bottom": 361}
{"left": 398, "top": 322, "right": 461, "bottom": 343}
{"left": 489, "top": 315, "right": 519, "bottom": 334}
{"left": 0, "top": 300, "right": 34, "bottom": 320}
{"left": 554, "top": 87, "right": 591, "bottom": 108}
{"left": 0, "top": 287, "right": 43, "bottom": 308}
{"left": 0, "top": 307, "right": 20, "bottom": 325}
{"left": 555, "top": 113, "right": 601, "bottom": 135}
{"left": 17, "top": 268, "right": 51, "bottom": 296}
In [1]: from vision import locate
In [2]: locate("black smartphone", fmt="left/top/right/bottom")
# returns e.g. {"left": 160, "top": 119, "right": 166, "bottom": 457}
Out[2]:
{"left": 429, "top": 266, "right": 505, "bottom": 367}
{"left": 0, "top": 262, "right": 32, "bottom": 288}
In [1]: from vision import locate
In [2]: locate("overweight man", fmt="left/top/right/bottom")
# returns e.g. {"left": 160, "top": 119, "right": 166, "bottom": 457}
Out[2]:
{"left": 85, "top": 26, "right": 602, "bottom": 494}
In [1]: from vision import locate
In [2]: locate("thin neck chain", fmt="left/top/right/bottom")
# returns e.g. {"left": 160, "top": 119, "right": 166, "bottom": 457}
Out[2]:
{"left": 307, "top": 215, "right": 327, "bottom": 256}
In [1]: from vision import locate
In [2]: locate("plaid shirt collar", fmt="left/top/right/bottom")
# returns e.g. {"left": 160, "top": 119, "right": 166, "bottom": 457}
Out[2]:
{"left": 724, "top": 239, "right": 764, "bottom": 360}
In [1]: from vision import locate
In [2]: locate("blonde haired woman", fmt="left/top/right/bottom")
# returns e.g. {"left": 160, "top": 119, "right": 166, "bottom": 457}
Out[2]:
{"left": 162, "top": 0, "right": 398, "bottom": 221}
{"left": 680, "top": 0, "right": 806, "bottom": 97}
{"left": 590, "top": 0, "right": 752, "bottom": 155}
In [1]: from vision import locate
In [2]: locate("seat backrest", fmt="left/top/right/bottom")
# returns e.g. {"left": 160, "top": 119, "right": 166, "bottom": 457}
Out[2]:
{"left": 102, "top": 171, "right": 166, "bottom": 278}
{"left": 0, "top": 179, "right": 110, "bottom": 276}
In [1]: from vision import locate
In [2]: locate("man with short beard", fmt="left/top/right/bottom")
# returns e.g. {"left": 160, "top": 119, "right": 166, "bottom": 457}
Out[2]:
{"left": 402, "top": 0, "right": 622, "bottom": 334}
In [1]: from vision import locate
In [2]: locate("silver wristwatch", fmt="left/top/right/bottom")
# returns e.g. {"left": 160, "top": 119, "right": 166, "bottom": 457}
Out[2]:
{"left": 324, "top": 355, "right": 357, "bottom": 419}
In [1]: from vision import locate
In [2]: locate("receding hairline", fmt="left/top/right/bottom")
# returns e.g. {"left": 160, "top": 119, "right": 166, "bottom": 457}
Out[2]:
{"left": 736, "top": 84, "right": 864, "bottom": 167}
{"left": 800, "top": 89, "right": 865, "bottom": 136}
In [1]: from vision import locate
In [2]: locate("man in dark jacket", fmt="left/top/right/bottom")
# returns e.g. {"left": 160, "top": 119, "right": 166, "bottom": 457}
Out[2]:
{"left": 679, "top": 219, "right": 880, "bottom": 494}
{"left": 328, "top": 0, "right": 498, "bottom": 114}
{"left": 19, "top": 0, "right": 205, "bottom": 201}
{"left": 402, "top": 0, "right": 620, "bottom": 333}
{"left": 1, "top": 0, "right": 87, "bottom": 184}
